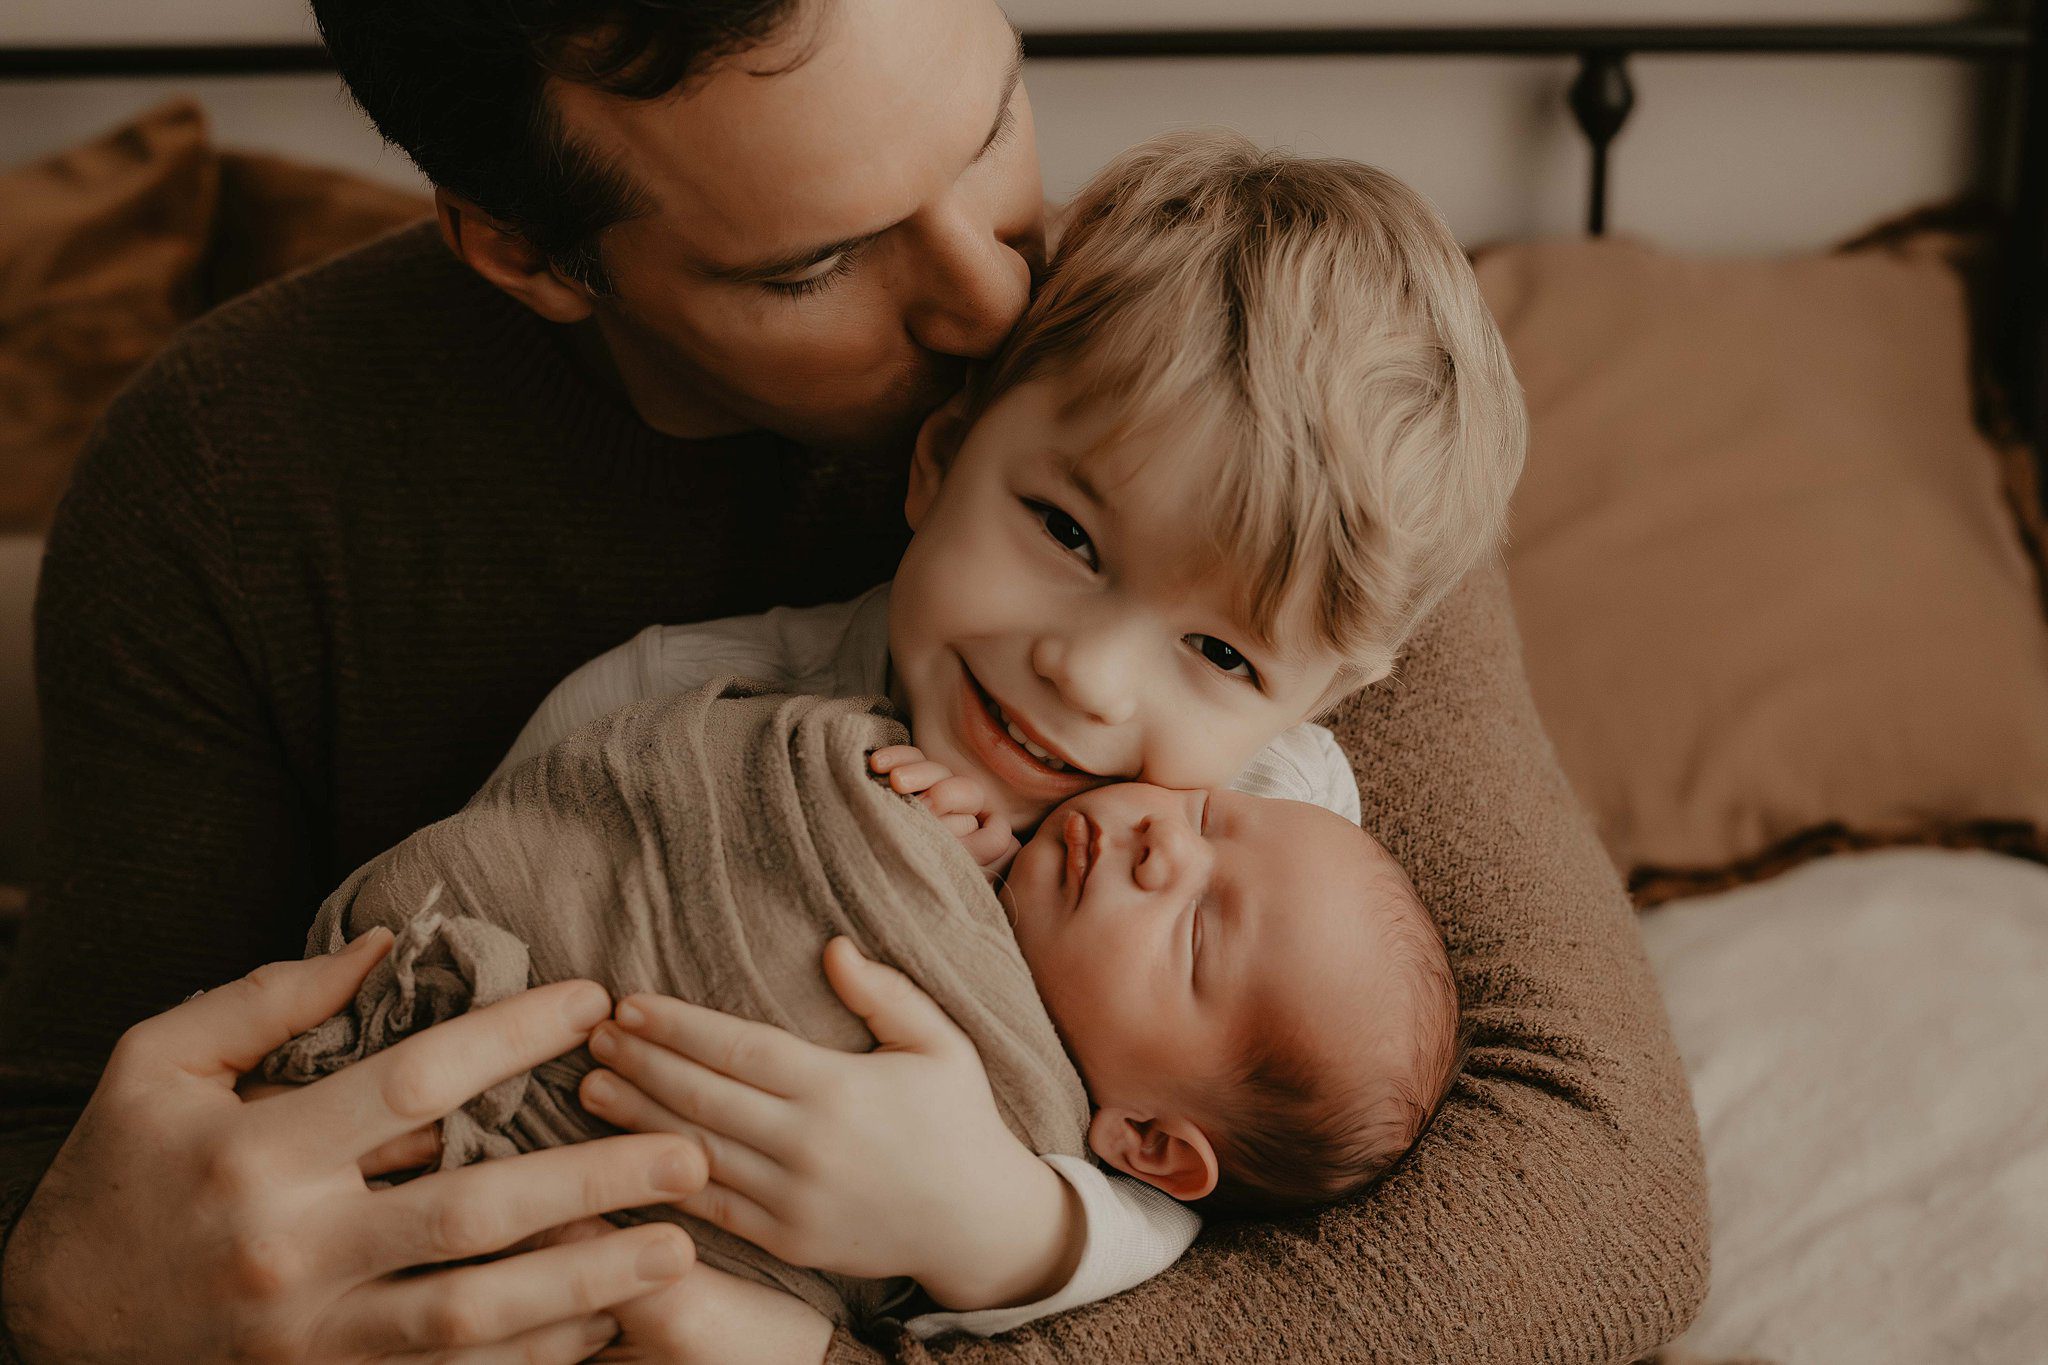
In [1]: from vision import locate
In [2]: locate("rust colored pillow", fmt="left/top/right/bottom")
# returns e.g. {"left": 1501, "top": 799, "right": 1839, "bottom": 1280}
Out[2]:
{"left": 1478, "top": 234, "right": 2048, "bottom": 902}
{"left": 0, "top": 101, "right": 431, "bottom": 533}
{"left": 0, "top": 100, "right": 215, "bottom": 532}
{"left": 202, "top": 150, "right": 431, "bottom": 307}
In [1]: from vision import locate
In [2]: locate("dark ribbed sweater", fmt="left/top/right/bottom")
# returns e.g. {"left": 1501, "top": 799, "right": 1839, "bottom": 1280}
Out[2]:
{"left": 5, "top": 223, "right": 1708, "bottom": 1363}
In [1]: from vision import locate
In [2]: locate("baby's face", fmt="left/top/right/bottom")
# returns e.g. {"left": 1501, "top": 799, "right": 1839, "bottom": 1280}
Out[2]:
{"left": 1000, "top": 781, "right": 1396, "bottom": 1123}
{"left": 887, "top": 374, "right": 1350, "bottom": 835}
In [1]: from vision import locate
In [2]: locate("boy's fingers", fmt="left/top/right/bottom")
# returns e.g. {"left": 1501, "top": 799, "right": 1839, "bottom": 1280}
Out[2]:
{"left": 358, "top": 1122, "right": 442, "bottom": 1179}
{"left": 821, "top": 938, "right": 969, "bottom": 1056}
{"left": 960, "top": 825, "right": 1017, "bottom": 868}
{"left": 920, "top": 774, "right": 984, "bottom": 817}
{"left": 580, "top": 1070, "right": 784, "bottom": 1206}
{"left": 937, "top": 812, "right": 981, "bottom": 839}
{"left": 137, "top": 927, "right": 393, "bottom": 1085}
{"left": 885, "top": 760, "right": 951, "bottom": 795}
{"left": 588, "top": 1025, "right": 788, "bottom": 1153}
{"left": 612, "top": 994, "right": 819, "bottom": 1097}
{"left": 868, "top": 745, "right": 924, "bottom": 772}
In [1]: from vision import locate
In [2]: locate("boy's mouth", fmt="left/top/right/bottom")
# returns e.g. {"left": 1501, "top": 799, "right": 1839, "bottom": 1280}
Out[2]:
{"left": 955, "top": 668, "right": 1102, "bottom": 803}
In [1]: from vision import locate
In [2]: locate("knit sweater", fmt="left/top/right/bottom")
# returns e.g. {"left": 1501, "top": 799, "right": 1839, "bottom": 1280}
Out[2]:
{"left": 6, "top": 223, "right": 1708, "bottom": 1363}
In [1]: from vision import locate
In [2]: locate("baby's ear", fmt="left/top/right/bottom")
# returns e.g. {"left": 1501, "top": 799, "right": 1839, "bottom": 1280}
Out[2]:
{"left": 906, "top": 391, "right": 973, "bottom": 531}
{"left": 1087, "top": 1106, "right": 1219, "bottom": 1202}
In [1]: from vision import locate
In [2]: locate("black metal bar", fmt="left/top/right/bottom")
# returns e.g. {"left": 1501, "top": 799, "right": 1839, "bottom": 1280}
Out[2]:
{"left": 2012, "top": 5, "right": 2048, "bottom": 471}
{"left": 0, "top": 23, "right": 2031, "bottom": 80}
{"left": 1022, "top": 23, "right": 2030, "bottom": 60}
{"left": 1568, "top": 52, "right": 1636, "bottom": 236}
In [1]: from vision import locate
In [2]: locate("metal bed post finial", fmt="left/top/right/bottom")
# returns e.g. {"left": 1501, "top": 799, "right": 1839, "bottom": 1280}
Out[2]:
{"left": 1569, "top": 49, "right": 1636, "bottom": 236}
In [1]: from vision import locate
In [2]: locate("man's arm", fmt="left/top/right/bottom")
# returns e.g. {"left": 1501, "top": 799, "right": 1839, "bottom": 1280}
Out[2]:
{"left": 0, "top": 367, "right": 320, "bottom": 1314}
{"left": 822, "top": 562, "right": 1709, "bottom": 1363}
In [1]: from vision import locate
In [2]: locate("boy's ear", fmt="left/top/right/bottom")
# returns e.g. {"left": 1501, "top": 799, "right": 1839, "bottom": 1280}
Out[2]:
{"left": 906, "top": 391, "right": 973, "bottom": 531}
{"left": 1087, "top": 1106, "right": 1219, "bottom": 1202}
{"left": 435, "top": 187, "right": 595, "bottom": 325}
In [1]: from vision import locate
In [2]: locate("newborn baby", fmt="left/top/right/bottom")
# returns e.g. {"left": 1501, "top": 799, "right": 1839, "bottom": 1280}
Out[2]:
{"left": 886, "top": 744, "right": 1463, "bottom": 1216}
{"left": 262, "top": 683, "right": 1460, "bottom": 1326}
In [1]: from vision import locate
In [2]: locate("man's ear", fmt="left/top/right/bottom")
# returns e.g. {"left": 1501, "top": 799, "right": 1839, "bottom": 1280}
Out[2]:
{"left": 435, "top": 187, "right": 595, "bottom": 325}
{"left": 906, "top": 391, "right": 972, "bottom": 531}
{"left": 1087, "top": 1106, "right": 1220, "bottom": 1202}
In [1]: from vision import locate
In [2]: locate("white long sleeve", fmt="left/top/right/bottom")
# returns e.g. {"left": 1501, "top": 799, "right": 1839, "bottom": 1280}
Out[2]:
{"left": 902, "top": 1155, "right": 1201, "bottom": 1340}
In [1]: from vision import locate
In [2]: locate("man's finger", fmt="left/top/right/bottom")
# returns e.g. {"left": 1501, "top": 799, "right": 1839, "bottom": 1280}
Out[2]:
{"left": 337, "top": 1222, "right": 690, "bottom": 1355}
{"left": 133, "top": 928, "right": 393, "bottom": 1085}
{"left": 254, "top": 978, "right": 613, "bottom": 1170}
{"left": 340, "top": 1133, "right": 705, "bottom": 1279}
{"left": 419, "top": 1311, "right": 625, "bottom": 1365}
{"left": 611, "top": 994, "right": 819, "bottom": 1097}
{"left": 821, "top": 937, "right": 970, "bottom": 1055}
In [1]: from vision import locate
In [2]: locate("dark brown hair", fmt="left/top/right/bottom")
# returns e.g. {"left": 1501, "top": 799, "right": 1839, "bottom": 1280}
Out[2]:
{"left": 310, "top": 0, "right": 811, "bottom": 289}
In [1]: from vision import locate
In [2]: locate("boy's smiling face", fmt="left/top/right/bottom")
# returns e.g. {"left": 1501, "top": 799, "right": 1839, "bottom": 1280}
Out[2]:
{"left": 888, "top": 374, "right": 1350, "bottom": 833}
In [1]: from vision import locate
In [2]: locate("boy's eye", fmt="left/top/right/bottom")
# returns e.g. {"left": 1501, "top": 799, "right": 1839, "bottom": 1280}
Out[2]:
{"left": 1030, "top": 500, "right": 1098, "bottom": 569}
{"left": 1187, "top": 634, "right": 1258, "bottom": 683}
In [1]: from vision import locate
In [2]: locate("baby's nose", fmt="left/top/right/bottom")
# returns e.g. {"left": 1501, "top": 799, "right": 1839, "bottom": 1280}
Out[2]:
{"left": 1131, "top": 815, "right": 1200, "bottom": 893}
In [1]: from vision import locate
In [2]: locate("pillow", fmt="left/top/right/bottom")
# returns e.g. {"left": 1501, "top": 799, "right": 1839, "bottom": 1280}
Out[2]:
{"left": 0, "top": 99, "right": 214, "bottom": 532}
{"left": 0, "top": 101, "right": 432, "bottom": 533}
{"left": 1477, "top": 233, "right": 2048, "bottom": 902}
{"left": 201, "top": 150, "right": 433, "bottom": 307}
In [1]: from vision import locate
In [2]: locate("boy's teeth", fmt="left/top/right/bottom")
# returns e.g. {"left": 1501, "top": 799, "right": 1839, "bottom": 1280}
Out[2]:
{"left": 983, "top": 689, "right": 1070, "bottom": 771}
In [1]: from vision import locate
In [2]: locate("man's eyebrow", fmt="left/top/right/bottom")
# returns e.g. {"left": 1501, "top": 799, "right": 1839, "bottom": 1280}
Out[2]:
{"left": 703, "top": 28, "right": 1025, "bottom": 287}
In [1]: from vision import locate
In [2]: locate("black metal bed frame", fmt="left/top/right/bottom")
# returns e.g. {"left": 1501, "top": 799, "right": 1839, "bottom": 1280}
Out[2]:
{"left": 6, "top": 13, "right": 2048, "bottom": 468}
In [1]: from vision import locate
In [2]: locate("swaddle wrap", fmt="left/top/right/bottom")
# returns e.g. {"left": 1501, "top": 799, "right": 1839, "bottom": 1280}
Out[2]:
{"left": 260, "top": 678, "right": 1092, "bottom": 1325}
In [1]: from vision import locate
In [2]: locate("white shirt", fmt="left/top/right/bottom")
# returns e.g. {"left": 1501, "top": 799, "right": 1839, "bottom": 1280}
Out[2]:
{"left": 490, "top": 584, "right": 1363, "bottom": 1335}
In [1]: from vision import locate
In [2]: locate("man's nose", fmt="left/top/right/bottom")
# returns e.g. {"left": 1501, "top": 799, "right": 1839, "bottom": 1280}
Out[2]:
{"left": 903, "top": 201, "right": 1032, "bottom": 361}
{"left": 1031, "top": 626, "right": 1140, "bottom": 728}
{"left": 1131, "top": 813, "right": 1207, "bottom": 894}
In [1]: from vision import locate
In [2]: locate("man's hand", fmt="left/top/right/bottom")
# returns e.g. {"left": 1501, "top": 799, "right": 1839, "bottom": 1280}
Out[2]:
{"left": 3, "top": 927, "right": 710, "bottom": 1364}
{"left": 870, "top": 744, "right": 1019, "bottom": 874}
{"left": 579, "top": 938, "right": 1084, "bottom": 1312}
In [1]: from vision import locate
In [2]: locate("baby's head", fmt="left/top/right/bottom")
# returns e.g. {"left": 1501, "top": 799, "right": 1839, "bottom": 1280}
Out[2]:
{"left": 888, "top": 130, "right": 1525, "bottom": 834}
{"left": 1000, "top": 782, "right": 1463, "bottom": 1215}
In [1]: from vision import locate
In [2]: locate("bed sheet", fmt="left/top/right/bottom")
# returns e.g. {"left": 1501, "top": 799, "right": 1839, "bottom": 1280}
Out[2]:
{"left": 1641, "top": 847, "right": 2048, "bottom": 1365}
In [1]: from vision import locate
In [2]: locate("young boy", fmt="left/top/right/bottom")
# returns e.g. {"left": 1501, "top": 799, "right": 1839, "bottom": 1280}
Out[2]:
{"left": 492, "top": 129, "right": 1524, "bottom": 1337}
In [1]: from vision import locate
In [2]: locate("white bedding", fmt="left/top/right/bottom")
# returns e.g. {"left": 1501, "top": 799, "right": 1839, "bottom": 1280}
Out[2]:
{"left": 1641, "top": 848, "right": 2048, "bottom": 1365}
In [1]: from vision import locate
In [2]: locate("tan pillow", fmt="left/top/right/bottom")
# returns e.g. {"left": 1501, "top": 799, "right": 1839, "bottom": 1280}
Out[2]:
{"left": 0, "top": 99, "right": 215, "bottom": 532}
{"left": 1479, "top": 234, "right": 2048, "bottom": 902}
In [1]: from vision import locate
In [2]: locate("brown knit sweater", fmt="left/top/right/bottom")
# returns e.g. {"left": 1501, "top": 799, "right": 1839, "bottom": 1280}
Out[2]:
{"left": 5, "top": 223, "right": 1707, "bottom": 1363}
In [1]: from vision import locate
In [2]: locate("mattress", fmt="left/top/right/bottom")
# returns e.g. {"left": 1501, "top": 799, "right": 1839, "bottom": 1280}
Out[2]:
{"left": 1642, "top": 847, "right": 2048, "bottom": 1365}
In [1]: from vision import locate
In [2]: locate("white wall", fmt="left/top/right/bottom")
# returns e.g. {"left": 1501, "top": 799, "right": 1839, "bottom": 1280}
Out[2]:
{"left": 0, "top": 0, "right": 1998, "bottom": 254}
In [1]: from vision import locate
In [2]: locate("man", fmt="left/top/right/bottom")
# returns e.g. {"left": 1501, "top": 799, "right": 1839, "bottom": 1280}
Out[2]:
{"left": 0, "top": 1, "right": 1708, "bottom": 1361}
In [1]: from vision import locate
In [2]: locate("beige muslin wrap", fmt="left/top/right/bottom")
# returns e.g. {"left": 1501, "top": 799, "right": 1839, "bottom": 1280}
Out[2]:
{"left": 260, "top": 679, "right": 1091, "bottom": 1326}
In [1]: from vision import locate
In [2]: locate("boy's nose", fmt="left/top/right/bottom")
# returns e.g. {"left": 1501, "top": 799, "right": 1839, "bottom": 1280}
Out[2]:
{"left": 1031, "top": 630, "right": 1139, "bottom": 728}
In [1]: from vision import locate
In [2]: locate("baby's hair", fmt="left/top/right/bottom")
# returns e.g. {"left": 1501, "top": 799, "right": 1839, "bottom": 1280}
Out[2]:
{"left": 1196, "top": 868, "right": 1466, "bottom": 1218}
{"left": 961, "top": 129, "right": 1526, "bottom": 685}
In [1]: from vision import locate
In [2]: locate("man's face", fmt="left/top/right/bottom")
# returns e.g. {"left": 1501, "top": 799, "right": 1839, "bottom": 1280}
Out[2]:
{"left": 1001, "top": 784, "right": 1392, "bottom": 1117}
{"left": 554, "top": 0, "right": 1044, "bottom": 452}
{"left": 887, "top": 375, "right": 1351, "bottom": 834}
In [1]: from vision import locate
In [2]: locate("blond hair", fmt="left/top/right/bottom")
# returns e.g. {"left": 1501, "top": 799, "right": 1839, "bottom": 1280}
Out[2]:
{"left": 966, "top": 130, "right": 1526, "bottom": 683}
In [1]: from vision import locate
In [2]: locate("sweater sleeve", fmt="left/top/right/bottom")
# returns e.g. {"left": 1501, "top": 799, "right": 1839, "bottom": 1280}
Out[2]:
{"left": 821, "top": 562, "right": 1710, "bottom": 1364}
{"left": 0, "top": 367, "right": 319, "bottom": 1355}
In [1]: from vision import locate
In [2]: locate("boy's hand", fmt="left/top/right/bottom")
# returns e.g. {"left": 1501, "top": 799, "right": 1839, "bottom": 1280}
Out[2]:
{"left": 870, "top": 744, "right": 1020, "bottom": 874}
{"left": 580, "top": 939, "right": 1084, "bottom": 1312}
